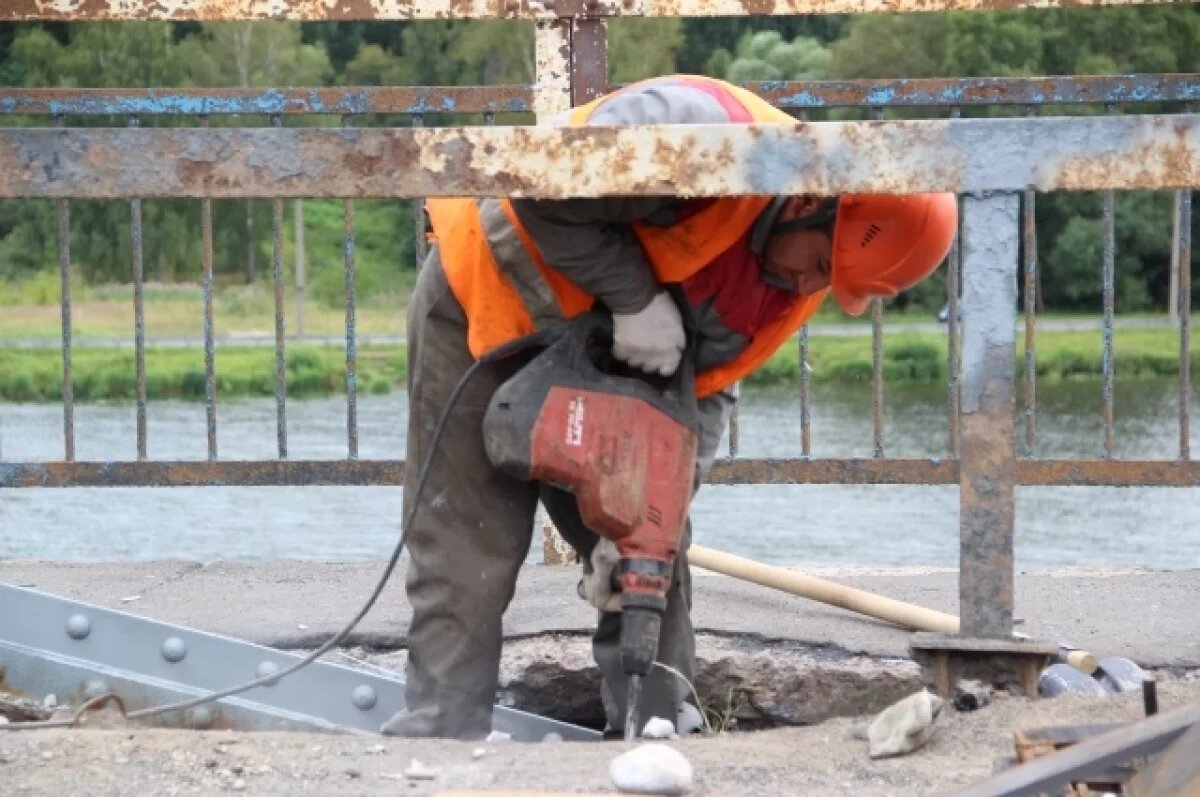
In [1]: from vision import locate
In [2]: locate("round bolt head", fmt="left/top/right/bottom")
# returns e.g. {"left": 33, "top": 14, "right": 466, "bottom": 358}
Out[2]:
{"left": 66, "top": 614, "right": 91, "bottom": 640}
{"left": 161, "top": 636, "right": 187, "bottom": 663}
{"left": 83, "top": 679, "right": 109, "bottom": 699}
{"left": 256, "top": 661, "right": 280, "bottom": 686}
{"left": 352, "top": 685, "right": 377, "bottom": 711}
{"left": 189, "top": 706, "right": 214, "bottom": 730}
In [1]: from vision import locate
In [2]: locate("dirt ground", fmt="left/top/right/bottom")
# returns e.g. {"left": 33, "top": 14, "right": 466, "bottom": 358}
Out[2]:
{"left": 2, "top": 679, "right": 1197, "bottom": 796}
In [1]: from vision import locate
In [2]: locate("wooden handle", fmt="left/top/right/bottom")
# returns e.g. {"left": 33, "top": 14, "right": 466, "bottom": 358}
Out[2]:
{"left": 688, "top": 543, "right": 960, "bottom": 634}
{"left": 687, "top": 544, "right": 1100, "bottom": 675}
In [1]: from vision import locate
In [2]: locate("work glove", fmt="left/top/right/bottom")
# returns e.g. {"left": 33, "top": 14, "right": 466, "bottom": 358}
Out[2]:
{"left": 577, "top": 538, "right": 623, "bottom": 613}
{"left": 611, "top": 291, "right": 686, "bottom": 377}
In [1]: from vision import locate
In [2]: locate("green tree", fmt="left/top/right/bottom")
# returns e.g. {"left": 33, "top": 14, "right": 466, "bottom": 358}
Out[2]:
{"left": 723, "top": 30, "right": 830, "bottom": 82}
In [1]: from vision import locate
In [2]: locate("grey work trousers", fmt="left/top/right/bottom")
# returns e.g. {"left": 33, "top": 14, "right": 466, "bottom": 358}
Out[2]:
{"left": 386, "top": 250, "right": 732, "bottom": 740}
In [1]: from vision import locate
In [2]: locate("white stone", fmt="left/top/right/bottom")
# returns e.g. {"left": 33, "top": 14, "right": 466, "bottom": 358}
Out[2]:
{"left": 677, "top": 703, "right": 704, "bottom": 735}
{"left": 866, "top": 690, "right": 943, "bottom": 759}
{"left": 404, "top": 759, "right": 438, "bottom": 780}
{"left": 641, "top": 717, "right": 678, "bottom": 739}
{"left": 485, "top": 730, "right": 512, "bottom": 744}
{"left": 609, "top": 743, "right": 693, "bottom": 795}
{"left": 471, "top": 748, "right": 488, "bottom": 760}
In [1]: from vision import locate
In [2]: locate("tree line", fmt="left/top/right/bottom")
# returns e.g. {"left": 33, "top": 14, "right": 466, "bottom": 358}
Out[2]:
{"left": 0, "top": 9, "right": 1197, "bottom": 313}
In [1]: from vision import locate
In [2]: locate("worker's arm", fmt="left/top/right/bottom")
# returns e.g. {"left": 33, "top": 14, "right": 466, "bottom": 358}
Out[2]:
{"left": 509, "top": 81, "right": 736, "bottom": 314}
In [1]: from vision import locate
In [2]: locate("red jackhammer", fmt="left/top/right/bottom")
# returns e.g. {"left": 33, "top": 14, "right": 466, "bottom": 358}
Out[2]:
{"left": 482, "top": 312, "right": 699, "bottom": 741}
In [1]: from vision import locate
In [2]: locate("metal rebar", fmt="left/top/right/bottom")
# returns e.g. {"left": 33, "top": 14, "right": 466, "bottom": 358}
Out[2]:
{"left": 799, "top": 325, "right": 811, "bottom": 457}
{"left": 342, "top": 115, "right": 359, "bottom": 460}
{"left": 201, "top": 114, "right": 217, "bottom": 461}
{"left": 1023, "top": 105, "right": 1039, "bottom": 458}
{"left": 412, "top": 114, "right": 427, "bottom": 269}
{"left": 728, "top": 382, "right": 740, "bottom": 460}
{"left": 1180, "top": 105, "right": 1194, "bottom": 460}
{"left": 869, "top": 107, "right": 885, "bottom": 459}
{"left": 871, "top": 298, "right": 885, "bottom": 458}
{"left": 55, "top": 114, "right": 75, "bottom": 462}
{"left": 946, "top": 106, "right": 962, "bottom": 458}
{"left": 1101, "top": 105, "right": 1117, "bottom": 459}
{"left": 129, "top": 116, "right": 148, "bottom": 461}
{"left": 271, "top": 114, "right": 288, "bottom": 460}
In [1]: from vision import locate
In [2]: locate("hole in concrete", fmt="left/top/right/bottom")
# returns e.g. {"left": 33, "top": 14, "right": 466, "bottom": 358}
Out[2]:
{"left": 331, "top": 632, "right": 927, "bottom": 732}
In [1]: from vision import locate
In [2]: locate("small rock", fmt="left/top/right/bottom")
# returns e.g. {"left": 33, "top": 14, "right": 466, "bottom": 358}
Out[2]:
{"left": 953, "top": 679, "right": 993, "bottom": 712}
{"left": 485, "top": 730, "right": 511, "bottom": 744}
{"left": 866, "top": 690, "right": 943, "bottom": 759}
{"left": 231, "top": 778, "right": 246, "bottom": 791}
{"left": 231, "top": 766, "right": 244, "bottom": 776}
{"left": 404, "top": 759, "right": 438, "bottom": 781}
{"left": 204, "top": 760, "right": 218, "bottom": 769}
{"left": 609, "top": 743, "right": 693, "bottom": 795}
{"left": 641, "top": 717, "right": 678, "bottom": 739}
{"left": 471, "top": 748, "right": 488, "bottom": 760}
{"left": 345, "top": 767, "right": 361, "bottom": 779}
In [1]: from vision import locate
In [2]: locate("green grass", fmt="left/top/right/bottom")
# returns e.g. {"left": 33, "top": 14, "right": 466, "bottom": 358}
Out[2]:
{"left": 0, "top": 328, "right": 1192, "bottom": 402}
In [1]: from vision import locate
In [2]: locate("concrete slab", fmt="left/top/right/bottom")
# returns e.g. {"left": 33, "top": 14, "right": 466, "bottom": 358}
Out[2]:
{"left": 1, "top": 560, "right": 1197, "bottom": 667}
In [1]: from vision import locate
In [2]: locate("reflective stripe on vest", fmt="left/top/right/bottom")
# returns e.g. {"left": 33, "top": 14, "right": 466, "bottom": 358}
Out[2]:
{"left": 430, "top": 76, "right": 827, "bottom": 397}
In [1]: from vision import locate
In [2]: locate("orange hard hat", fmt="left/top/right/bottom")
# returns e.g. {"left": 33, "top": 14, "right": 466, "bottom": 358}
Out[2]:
{"left": 829, "top": 193, "right": 958, "bottom": 317}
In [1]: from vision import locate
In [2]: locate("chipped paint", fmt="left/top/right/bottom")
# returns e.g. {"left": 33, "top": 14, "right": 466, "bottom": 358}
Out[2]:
{"left": 0, "top": 87, "right": 533, "bottom": 117}
{"left": 0, "top": 0, "right": 1176, "bottom": 19}
{"left": 0, "top": 115, "right": 1196, "bottom": 199}
{"left": 958, "top": 193, "right": 1019, "bottom": 639}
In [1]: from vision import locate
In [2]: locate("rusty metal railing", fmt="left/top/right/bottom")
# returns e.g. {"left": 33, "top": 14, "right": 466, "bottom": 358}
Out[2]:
{"left": 1, "top": 0, "right": 1198, "bottom": 645}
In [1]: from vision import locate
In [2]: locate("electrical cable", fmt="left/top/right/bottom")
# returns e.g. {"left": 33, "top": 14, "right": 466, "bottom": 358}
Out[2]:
{"left": 2, "top": 331, "right": 550, "bottom": 732}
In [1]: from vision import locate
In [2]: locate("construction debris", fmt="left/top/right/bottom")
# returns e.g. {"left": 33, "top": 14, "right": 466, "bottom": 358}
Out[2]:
{"left": 865, "top": 690, "right": 943, "bottom": 759}
{"left": 609, "top": 743, "right": 694, "bottom": 795}
{"left": 952, "top": 679, "right": 993, "bottom": 712}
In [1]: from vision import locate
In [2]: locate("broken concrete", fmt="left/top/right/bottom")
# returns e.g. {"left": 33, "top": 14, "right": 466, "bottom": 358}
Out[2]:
{"left": 341, "top": 633, "right": 924, "bottom": 729}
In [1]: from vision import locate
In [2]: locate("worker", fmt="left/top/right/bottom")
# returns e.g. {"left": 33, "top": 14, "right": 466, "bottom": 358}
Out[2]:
{"left": 383, "top": 74, "right": 958, "bottom": 740}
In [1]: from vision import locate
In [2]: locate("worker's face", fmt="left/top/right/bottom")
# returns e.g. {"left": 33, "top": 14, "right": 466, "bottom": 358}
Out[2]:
{"left": 761, "top": 196, "right": 834, "bottom": 296}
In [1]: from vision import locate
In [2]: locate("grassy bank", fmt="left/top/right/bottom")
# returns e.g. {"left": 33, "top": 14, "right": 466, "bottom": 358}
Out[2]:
{"left": 0, "top": 328, "right": 1194, "bottom": 402}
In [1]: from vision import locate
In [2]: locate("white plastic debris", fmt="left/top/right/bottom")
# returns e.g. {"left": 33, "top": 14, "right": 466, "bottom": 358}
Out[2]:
{"left": 485, "top": 730, "right": 512, "bottom": 744}
{"left": 404, "top": 759, "right": 439, "bottom": 780}
{"left": 641, "top": 716, "right": 678, "bottom": 739}
{"left": 609, "top": 743, "right": 693, "bottom": 795}
{"left": 866, "top": 690, "right": 943, "bottom": 759}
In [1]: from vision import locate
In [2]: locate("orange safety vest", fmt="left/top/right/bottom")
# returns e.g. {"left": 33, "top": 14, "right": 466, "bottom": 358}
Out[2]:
{"left": 427, "top": 76, "right": 827, "bottom": 398}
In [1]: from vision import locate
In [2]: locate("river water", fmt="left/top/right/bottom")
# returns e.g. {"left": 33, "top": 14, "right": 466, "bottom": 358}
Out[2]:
{"left": 1, "top": 378, "right": 1198, "bottom": 569}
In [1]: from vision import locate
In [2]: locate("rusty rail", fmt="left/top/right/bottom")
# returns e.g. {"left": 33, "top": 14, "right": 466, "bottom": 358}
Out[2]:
{"left": 1, "top": 115, "right": 1197, "bottom": 199}
{"left": 0, "top": 0, "right": 1183, "bottom": 21}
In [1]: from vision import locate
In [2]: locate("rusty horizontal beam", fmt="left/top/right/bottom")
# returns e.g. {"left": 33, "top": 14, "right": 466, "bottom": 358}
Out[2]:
{"left": 0, "top": 460, "right": 405, "bottom": 488}
{"left": 0, "top": 114, "right": 1197, "bottom": 199}
{"left": 5, "top": 458, "right": 1200, "bottom": 488}
{"left": 746, "top": 74, "right": 1200, "bottom": 109}
{"left": 0, "top": 87, "right": 533, "bottom": 117}
{"left": 2, "top": 75, "right": 1192, "bottom": 119}
{"left": 0, "top": 0, "right": 1179, "bottom": 20}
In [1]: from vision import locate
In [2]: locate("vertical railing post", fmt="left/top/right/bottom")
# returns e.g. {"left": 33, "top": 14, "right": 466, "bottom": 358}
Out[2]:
{"left": 958, "top": 192, "right": 1019, "bottom": 638}
{"left": 536, "top": 13, "right": 578, "bottom": 565}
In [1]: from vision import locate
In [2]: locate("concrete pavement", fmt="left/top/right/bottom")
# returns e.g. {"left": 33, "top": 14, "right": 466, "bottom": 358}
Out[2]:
{"left": 2, "top": 560, "right": 1196, "bottom": 667}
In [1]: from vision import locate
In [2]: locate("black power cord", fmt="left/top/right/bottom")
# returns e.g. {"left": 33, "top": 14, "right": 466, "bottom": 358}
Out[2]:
{"left": 3, "top": 331, "right": 551, "bottom": 731}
